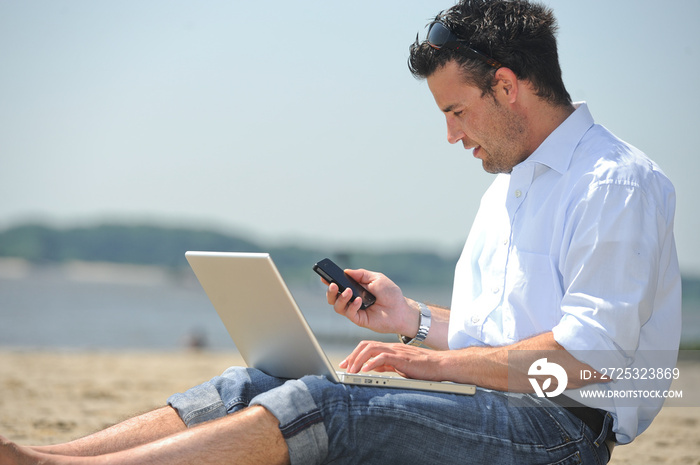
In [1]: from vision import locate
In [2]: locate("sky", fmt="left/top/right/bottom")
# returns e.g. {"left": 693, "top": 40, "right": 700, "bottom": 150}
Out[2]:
{"left": 1, "top": 0, "right": 699, "bottom": 275}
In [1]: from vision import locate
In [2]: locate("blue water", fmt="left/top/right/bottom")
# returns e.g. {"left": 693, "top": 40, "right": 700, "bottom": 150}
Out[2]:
{"left": 0, "top": 264, "right": 451, "bottom": 352}
{"left": 1, "top": 263, "right": 698, "bottom": 351}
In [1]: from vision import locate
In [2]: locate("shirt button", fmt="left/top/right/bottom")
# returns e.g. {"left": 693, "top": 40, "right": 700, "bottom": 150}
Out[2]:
{"left": 514, "top": 190, "right": 522, "bottom": 198}
{"left": 491, "top": 287, "right": 500, "bottom": 294}
{"left": 471, "top": 316, "right": 480, "bottom": 324}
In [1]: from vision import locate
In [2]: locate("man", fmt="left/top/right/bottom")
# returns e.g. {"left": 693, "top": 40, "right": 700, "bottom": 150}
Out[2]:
{"left": 1, "top": 0, "right": 680, "bottom": 464}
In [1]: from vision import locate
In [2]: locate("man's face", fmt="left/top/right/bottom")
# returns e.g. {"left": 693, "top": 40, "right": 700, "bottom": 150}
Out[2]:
{"left": 426, "top": 61, "right": 529, "bottom": 174}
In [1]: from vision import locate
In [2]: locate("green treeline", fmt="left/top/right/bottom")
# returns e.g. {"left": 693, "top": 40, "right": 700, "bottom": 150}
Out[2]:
{"left": 0, "top": 224, "right": 259, "bottom": 267}
{"left": 0, "top": 223, "right": 458, "bottom": 288}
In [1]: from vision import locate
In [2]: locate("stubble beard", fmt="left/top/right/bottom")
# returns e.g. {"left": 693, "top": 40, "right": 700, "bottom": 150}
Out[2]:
{"left": 478, "top": 105, "right": 529, "bottom": 175}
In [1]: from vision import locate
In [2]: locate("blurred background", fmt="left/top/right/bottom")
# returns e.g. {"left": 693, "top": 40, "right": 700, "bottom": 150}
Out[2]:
{"left": 1, "top": 0, "right": 698, "bottom": 351}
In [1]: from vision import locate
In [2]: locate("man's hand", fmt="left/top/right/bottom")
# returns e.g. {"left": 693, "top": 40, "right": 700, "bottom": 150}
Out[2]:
{"left": 325, "top": 268, "right": 417, "bottom": 337}
{"left": 338, "top": 333, "right": 612, "bottom": 391}
{"left": 339, "top": 340, "right": 446, "bottom": 381}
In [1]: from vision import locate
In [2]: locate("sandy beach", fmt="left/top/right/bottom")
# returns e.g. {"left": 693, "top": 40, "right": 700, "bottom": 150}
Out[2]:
{"left": 1, "top": 349, "right": 698, "bottom": 464}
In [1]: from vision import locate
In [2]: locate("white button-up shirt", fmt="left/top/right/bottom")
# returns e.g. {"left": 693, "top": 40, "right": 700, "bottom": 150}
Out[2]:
{"left": 448, "top": 103, "right": 681, "bottom": 443}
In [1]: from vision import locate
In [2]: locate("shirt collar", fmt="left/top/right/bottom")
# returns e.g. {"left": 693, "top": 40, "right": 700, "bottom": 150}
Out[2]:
{"left": 520, "top": 102, "right": 595, "bottom": 175}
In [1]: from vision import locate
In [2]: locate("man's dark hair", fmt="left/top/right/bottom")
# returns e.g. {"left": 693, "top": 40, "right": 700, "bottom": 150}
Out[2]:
{"left": 409, "top": 0, "right": 571, "bottom": 106}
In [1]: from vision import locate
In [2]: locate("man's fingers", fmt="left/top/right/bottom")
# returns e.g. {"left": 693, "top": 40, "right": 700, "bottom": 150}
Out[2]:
{"left": 326, "top": 282, "right": 340, "bottom": 304}
{"left": 344, "top": 341, "right": 394, "bottom": 374}
{"left": 344, "top": 268, "right": 373, "bottom": 286}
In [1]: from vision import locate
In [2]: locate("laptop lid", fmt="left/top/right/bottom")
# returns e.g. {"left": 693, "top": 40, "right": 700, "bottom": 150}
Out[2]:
{"left": 185, "top": 251, "right": 339, "bottom": 381}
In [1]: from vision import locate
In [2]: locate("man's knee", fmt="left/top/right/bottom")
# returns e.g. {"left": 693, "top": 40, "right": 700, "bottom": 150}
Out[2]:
{"left": 168, "top": 366, "right": 287, "bottom": 427}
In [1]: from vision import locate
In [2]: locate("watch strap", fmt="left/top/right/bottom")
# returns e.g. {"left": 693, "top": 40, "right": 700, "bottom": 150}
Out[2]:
{"left": 398, "top": 302, "right": 431, "bottom": 346}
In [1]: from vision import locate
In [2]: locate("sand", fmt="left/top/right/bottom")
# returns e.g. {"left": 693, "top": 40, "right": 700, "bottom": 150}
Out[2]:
{"left": 1, "top": 350, "right": 698, "bottom": 464}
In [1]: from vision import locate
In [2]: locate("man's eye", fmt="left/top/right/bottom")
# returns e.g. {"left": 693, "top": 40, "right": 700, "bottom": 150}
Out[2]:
{"left": 453, "top": 111, "right": 463, "bottom": 117}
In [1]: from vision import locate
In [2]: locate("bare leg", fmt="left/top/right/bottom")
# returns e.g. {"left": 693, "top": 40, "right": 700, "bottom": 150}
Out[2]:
{"left": 32, "top": 406, "right": 186, "bottom": 456}
{"left": 1, "top": 406, "right": 290, "bottom": 465}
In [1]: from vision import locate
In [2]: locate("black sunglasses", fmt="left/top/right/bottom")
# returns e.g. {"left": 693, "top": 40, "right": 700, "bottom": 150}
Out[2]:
{"left": 426, "top": 20, "right": 503, "bottom": 70}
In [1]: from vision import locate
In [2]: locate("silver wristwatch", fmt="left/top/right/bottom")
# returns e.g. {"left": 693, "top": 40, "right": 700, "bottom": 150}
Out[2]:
{"left": 398, "top": 302, "right": 431, "bottom": 346}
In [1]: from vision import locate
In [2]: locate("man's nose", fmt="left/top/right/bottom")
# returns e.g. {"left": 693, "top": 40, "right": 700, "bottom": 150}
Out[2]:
{"left": 446, "top": 117, "right": 465, "bottom": 145}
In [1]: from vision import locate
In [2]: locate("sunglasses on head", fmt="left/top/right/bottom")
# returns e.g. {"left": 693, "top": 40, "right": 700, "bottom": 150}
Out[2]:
{"left": 426, "top": 20, "right": 503, "bottom": 70}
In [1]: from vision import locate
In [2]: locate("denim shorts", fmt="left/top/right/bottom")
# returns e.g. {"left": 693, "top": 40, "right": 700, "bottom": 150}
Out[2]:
{"left": 168, "top": 367, "right": 612, "bottom": 465}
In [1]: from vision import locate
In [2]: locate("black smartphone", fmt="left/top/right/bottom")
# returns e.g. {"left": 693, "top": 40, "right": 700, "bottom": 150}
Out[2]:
{"left": 313, "top": 258, "right": 376, "bottom": 309}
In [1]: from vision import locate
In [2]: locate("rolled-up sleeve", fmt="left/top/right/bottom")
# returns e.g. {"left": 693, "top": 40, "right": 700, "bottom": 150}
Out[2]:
{"left": 553, "top": 177, "right": 679, "bottom": 370}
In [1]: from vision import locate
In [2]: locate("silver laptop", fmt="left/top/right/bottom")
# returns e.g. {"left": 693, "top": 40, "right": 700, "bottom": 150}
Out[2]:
{"left": 185, "top": 251, "right": 476, "bottom": 395}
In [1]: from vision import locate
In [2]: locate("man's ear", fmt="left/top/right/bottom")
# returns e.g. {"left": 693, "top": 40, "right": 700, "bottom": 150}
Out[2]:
{"left": 494, "top": 67, "right": 519, "bottom": 104}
